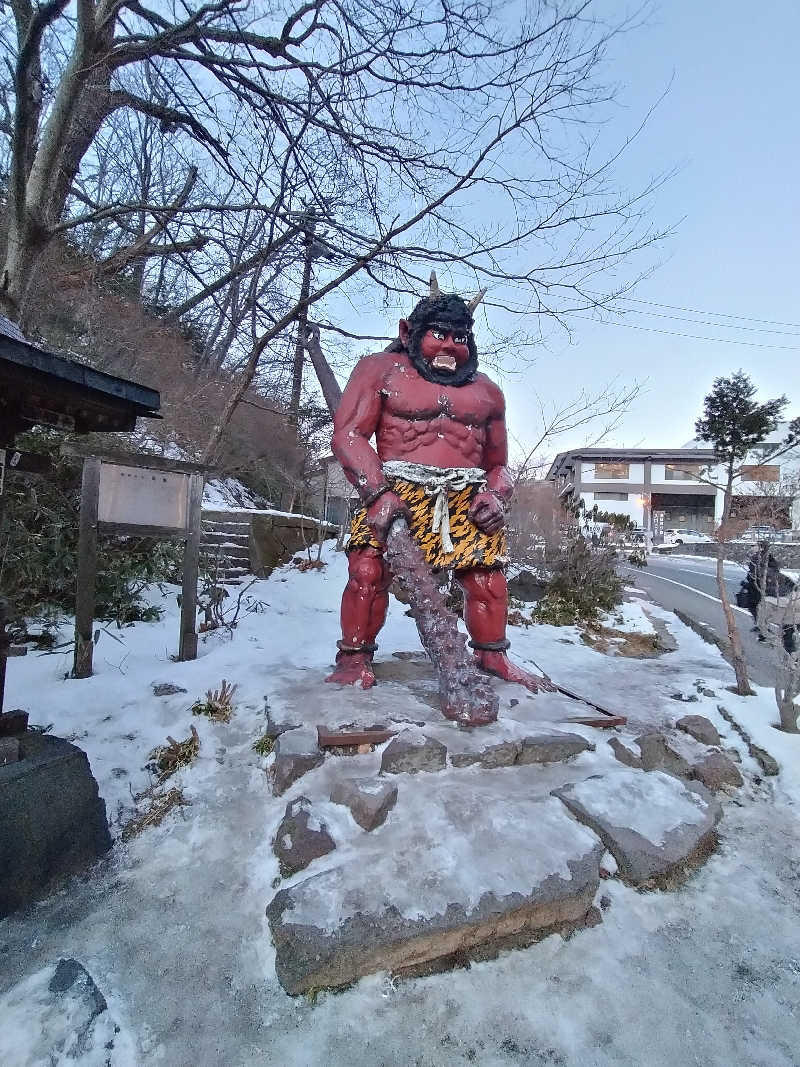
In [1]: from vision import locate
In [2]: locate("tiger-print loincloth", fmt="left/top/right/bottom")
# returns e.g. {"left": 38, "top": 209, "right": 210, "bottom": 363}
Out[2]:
{"left": 347, "top": 479, "right": 507, "bottom": 570}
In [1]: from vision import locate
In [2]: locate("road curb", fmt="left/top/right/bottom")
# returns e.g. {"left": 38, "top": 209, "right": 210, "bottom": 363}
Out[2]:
{"left": 671, "top": 608, "right": 728, "bottom": 655}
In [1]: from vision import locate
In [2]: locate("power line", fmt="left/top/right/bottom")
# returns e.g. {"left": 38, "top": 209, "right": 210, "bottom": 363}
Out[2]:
{"left": 575, "top": 315, "right": 800, "bottom": 351}
{"left": 611, "top": 306, "right": 800, "bottom": 337}
{"left": 610, "top": 294, "right": 800, "bottom": 331}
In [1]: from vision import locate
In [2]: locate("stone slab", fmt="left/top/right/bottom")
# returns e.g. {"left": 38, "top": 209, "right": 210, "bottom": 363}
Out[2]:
{"left": 267, "top": 785, "right": 603, "bottom": 995}
{"left": 450, "top": 739, "right": 521, "bottom": 769}
{"left": 0, "top": 733, "right": 111, "bottom": 918}
{"left": 553, "top": 769, "right": 721, "bottom": 886}
{"left": 608, "top": 737, "right": 642, "bottom": 769}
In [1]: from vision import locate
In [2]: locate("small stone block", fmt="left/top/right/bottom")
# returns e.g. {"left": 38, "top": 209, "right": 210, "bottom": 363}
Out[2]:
{"left": 517, "top": 733, "right": 594, "bottom": 765}
{"left": 676, "top": 715, "right": 721, "bottom": 747}
{"left": 379, "top": 729, "right": 447, "bottom": 774}
{"left": 636, "top": 732, "right": 691, "bottom": 777}
{"left": 553, "top": 769, "right": 721, "bottom": 886}
{"left": 273, "top": 796, "right": 336, "bottom": 877}
{"left": 271, "top": 727, "right": 324, "bottom": 796}
{"left": 0, "top": 710, "right": 28, "bottom": 736}
{"left": 608, "top": 737, "right": 642, "bottom": 769}
{"left": 690, "top": 752, "right": 743, "bottom": 791}
{"left": 0, "top": 733, "right": 111, "bottom": 918}
{"left": 750, "top": 744, "right": 779, "bottom": 776}
{"left": 330, "top": 777, "right": 398, "bottom": 830}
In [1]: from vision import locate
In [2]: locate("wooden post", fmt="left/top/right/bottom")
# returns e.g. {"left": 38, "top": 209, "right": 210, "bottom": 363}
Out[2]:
{"left": 73, "top": 457, "right": 101, "bottom": 678}
{"left": 179, "top": 472, "right": 203, "bottom": 661}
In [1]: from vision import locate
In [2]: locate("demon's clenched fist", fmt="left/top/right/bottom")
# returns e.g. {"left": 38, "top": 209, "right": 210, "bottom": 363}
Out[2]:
{"left": 325, "top": 272, "right": 552, "bottom": 694}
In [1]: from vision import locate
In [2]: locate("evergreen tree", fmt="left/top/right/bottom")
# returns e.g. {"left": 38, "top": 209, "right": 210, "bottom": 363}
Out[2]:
{"left": 694, "top": 371, "right": 793, "bottom": 696}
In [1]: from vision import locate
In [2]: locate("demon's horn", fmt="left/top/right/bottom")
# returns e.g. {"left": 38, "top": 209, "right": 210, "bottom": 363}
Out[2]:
{"left": 429, "top": 271, "right": 442, "bottom": 299}
{"left": 466, "top": 289, "right": 487, "bottom": 313}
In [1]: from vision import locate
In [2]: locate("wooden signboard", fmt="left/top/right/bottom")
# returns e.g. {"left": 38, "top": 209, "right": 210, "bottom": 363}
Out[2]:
{"left": 72, "top": 452, "right": 205, "bottom": 678}
{"left": 98, "top": 463, "right": 190, "bottom": 531}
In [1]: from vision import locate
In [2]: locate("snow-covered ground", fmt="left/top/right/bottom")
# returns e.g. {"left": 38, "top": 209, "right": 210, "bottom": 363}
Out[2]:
{"left": 2, "top": 546, "right": 799, "bottom": 1066}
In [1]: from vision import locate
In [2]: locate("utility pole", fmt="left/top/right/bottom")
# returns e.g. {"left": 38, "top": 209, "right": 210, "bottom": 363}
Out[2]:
{"left": 288, "top": 212, "right": 316, "bottom": 428}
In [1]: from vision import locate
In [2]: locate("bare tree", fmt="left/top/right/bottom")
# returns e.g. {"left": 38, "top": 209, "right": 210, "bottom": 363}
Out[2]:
{"left": 508, "top": 379, "right": 644, "bottom": 486}
{"left": 1, "top": 2, "right": 667, "bottom": 452}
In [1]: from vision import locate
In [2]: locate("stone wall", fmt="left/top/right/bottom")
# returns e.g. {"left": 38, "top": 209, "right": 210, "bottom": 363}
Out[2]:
{"left": 659, "top": 542, "right": 800, "bottom": 567}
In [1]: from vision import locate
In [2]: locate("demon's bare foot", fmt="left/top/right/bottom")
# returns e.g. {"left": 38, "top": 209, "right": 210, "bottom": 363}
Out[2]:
{"left": 325, "top": 652, "right": 376, "bottom": 689}
{"left": 475, "top": 651, "right": 556, "bottom": 694}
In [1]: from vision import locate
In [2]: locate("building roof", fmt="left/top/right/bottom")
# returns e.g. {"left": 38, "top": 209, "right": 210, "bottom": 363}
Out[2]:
{"left": 0, "top": 316, "right": 160, "bottom": 436}
{"left": 545, "top": 447, "right": 717, "bottom": 482}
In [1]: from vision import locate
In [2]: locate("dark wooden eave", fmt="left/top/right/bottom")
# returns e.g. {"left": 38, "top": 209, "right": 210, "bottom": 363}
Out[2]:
{"left": 0, "top": 330, "right": 160, "bottom": 438}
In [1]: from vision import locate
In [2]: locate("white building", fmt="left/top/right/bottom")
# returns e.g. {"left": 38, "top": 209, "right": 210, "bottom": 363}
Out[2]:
{"left": 547, "top": 425, "right": 800, "bottom": 534}
{"left": 546, "top": 448, "right": 723, "bottom": 533}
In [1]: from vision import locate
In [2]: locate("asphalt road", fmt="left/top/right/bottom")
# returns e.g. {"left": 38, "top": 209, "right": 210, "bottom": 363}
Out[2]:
{"left": 621, "top": 552, "right": 778, "bottom": 686}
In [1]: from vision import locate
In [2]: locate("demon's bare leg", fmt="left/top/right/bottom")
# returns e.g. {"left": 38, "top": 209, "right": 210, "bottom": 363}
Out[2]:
{"left": 325, "top": 547, "right": 391, "bottom": 688}
{"left": 456, "top": 567, "right": 555, "bottom": 693}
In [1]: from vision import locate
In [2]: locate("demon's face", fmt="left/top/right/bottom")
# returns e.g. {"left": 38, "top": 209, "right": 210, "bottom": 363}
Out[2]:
{"left": 398, "top": 293, "right": 479, "bottom": 386}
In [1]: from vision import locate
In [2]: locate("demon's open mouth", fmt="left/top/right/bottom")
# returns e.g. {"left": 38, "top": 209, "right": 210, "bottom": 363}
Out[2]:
{"left": 431, "top": 353, "right": 457, "bottom": 372}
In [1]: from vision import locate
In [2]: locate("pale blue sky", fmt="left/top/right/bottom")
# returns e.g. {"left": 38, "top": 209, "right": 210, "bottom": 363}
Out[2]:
{"left": 497, "top": 0, "right": 800, "bottom": 457}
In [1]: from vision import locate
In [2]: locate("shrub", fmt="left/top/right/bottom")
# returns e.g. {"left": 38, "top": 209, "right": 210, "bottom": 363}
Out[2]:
{"left": 1, "top": 431, "right": 182, "bottom": 628}
{"left": 534, "top": 537, "right": 624, "bottom": 625}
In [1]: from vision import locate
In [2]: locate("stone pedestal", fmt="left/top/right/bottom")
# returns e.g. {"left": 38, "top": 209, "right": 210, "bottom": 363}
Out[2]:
{"left": 0, "top": 732, "right": 111, "bottom": 918}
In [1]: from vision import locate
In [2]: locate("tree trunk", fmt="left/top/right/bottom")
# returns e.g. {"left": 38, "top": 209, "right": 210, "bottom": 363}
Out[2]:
{"left": 775, "top": 684, "right": 799, "bottom": 732}
{"left": 304, "top": 325, "right": 343, "bottom": 415}
{"left": 288, "top": 221, "right": 315, "bottom": 426}
{"left": 717, "top": 466, "right": 753, "bottom": 696}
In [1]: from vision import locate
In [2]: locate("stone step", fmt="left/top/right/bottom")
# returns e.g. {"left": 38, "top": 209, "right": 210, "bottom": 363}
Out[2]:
{"left": 201, "top": 543, "right": 250, "bottom": 561}
{"left": 216, "top": 566, "right": 251, "bottom": 580}
{"left": 202, "top": 522, "right": 251, "bottom": 535}
{"left": 266, "top": 766, "right": 724, "bottom": 996}
{"left": 267, "top": 782, "right": 604, "bottom": 995}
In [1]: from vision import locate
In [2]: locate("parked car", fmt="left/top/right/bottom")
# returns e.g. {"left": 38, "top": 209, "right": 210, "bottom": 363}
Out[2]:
{"left": 739, "top": 525, "right": 779, "bottom": 542}
{"left": 663, "top": 528, "right": 714, "bottom": 545}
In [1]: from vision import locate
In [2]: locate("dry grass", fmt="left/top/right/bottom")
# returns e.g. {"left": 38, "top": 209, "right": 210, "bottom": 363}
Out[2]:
{"left": 192, "top": 679, "right": 238, "bottom": 722}
{"left": 146, "top": 725, "right": 200, "bottom": 784}
{"left": 579, "top": 626, "right": 662, "bottom": 658}
{"left": 121, "top": 787, "right": 189, "bottom": 841}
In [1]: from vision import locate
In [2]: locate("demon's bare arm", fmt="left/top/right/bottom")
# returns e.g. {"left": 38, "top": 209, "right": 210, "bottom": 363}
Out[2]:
{"left": 330, "top": 355, "right": 408, "bottom": 538}
{"left": 469, "top": 383, "right": 513, "bottom": 535}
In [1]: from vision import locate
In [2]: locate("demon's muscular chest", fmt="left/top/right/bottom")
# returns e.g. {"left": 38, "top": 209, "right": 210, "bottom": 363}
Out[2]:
{"left": 375, "top": 357, "right": 503, "bottom": 468}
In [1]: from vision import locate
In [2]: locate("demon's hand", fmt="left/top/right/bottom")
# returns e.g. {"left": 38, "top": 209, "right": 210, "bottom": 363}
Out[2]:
{"left": 468, "top": 490, "right": 506, "bottom": 535}
{"left": 366, "top": 490, "right": 410, "bottom": 542}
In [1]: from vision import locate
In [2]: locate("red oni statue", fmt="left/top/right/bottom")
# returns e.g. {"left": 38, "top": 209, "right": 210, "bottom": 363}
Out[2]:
{"left": 326, "top": 273, "right": 552, "bottom": 695}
